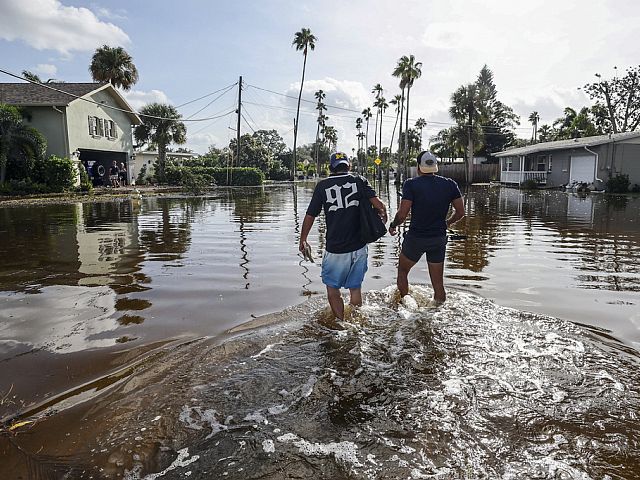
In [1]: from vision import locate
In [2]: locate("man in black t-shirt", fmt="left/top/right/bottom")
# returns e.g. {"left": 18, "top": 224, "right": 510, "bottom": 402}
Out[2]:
{"left": 299, "top": 152, "right": 387, "bottom": 322}
{"left": 389, "top": 151, "right": 465, "bottom": 305}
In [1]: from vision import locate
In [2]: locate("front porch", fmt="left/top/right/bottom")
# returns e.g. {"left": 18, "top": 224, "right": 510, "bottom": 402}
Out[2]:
{"left": 499, "top": 153, "right": 550, "bottom": 185}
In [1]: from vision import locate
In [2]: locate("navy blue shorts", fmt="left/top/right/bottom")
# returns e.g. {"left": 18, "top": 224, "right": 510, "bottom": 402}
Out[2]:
{"left": 401, "top": 234, "right": 447, "bottom": 263}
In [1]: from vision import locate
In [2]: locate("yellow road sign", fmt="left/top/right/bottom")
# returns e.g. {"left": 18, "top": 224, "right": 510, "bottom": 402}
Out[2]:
{"left": 374, "top": 158, "right": 382, "bottom": 165}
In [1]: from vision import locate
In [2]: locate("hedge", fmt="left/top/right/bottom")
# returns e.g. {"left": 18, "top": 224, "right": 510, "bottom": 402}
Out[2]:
{"left": 166, "top": 165, "right": 264, "bottom": 186}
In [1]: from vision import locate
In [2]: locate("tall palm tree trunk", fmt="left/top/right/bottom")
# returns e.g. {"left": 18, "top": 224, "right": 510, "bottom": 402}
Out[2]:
{"left": 404, "top": 85, "right": 411, "bottom": 181}
{"left": 397, "top": 90, "right": 405, "bottom": 184}
{"left": 158, "top": 141, "right": 167, "bottom": 183}
{"left": 378, "top": 111, "right": 383, "bottom": 179}
{"left": 364, "top": 120, "right": 369, "bottom": 176}
{"left": 373, "top": 110, "right": 379, "bottom": 157}
{"left": 292, "top": 52, "right": 308, "bottom": 180}
{"left": 314, "top": 122, "right": 320, "bottom": 175}
{"left": 389, "top": 109, "right": 399, "bottom": 152}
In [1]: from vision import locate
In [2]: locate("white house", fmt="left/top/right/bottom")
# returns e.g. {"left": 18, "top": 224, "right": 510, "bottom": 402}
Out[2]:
{"left": 0, "top": 82, "right": 142, "bottom": 185}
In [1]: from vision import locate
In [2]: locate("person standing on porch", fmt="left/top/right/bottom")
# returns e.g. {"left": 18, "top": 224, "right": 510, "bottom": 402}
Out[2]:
{"left": 389, "top": 151, "right": 465, "bottom": 304}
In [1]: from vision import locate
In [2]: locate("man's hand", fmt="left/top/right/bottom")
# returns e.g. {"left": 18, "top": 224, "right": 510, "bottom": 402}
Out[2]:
{"left": 298, "top": 239, "right": 306, "bottom": 252}
{"left": 389, "top": 226, "right": 397, "bottom": 236}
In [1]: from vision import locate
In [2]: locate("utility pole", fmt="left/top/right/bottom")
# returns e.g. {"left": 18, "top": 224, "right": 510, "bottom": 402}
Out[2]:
{"left": 236, "top": 76, "right": 242, "bottom": 165}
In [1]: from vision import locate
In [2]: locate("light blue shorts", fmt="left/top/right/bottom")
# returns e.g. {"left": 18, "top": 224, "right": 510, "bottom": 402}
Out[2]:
{"left": 321, "top": 245, "right": 368, "bottom": 289}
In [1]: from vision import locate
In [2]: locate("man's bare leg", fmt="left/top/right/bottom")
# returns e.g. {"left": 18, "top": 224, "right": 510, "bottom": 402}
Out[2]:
{"left": 427, "top": 261, "right": 446, "bottom": 303}
{"left": 326, "top": 286, "right": 344, "bottom": 320}
{"left": 348, "top": 288, "right": 362, "bottom": 307}
{"left": 397, "top": 253, "right": 417, "bottom": 297}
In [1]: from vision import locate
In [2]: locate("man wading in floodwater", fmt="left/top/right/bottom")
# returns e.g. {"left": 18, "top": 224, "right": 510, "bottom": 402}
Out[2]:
{"left": 389, "top": 151, "right": 465, "bottom": 305}
{"left": 299, "top": 152, "right": 387, "bottom": 323}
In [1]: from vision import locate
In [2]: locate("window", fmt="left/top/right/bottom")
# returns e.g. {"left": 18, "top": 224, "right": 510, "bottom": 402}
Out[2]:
{"left": 109, "top": 120, "right": 117, "bottom": 138}
{"left": 537, "top": 156, "right": 547, "bottom": 172}
{"left": 506, "top": 159, "right": 513, "bottom": 171}
{"left": 88, "top": 116, "right": 97, "bottom": 136}
{"left": 97, "top": 118, "right": 105, "bottom": 137}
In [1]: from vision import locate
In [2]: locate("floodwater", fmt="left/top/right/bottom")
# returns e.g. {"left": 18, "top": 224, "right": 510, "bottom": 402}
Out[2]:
{"left": 0, "top": 184, "right": 639, "bottom": 479}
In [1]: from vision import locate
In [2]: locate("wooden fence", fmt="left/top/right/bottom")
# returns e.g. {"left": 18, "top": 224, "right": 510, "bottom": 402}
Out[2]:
{"left": 436, "top": 163, "right": 500, "bottom": 184}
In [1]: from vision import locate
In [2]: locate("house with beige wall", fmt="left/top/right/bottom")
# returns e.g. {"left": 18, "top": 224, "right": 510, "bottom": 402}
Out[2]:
{"left": 0, "top": 82, "right": 142, "bottom": 186}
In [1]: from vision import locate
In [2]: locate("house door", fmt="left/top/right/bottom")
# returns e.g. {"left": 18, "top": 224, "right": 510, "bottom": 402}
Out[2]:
{"left": 569, "top": 155, "right": 596, "bottom": 184}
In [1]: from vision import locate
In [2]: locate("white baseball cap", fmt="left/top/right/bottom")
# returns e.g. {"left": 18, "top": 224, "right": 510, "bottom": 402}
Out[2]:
{"left": 417, "top": 151, "right": 438, "bottom": 174}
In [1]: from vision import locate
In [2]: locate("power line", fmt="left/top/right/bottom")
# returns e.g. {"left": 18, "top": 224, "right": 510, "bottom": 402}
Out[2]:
{"left": 0, "top": 67, "right": 236, "bottom": 122}
{"left": 184, "top": 84, "right": 237, "bottom": 119}
{"left": 175, "top": 82, "right": 238, "bottom": 109}
{"left": 241, "top": 113, "right": 256, "bottom": 133}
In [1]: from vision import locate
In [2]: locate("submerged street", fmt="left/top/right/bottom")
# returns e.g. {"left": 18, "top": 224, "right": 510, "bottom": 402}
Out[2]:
{"left": 1, "top": 184, "right": 639, "bottom": 478}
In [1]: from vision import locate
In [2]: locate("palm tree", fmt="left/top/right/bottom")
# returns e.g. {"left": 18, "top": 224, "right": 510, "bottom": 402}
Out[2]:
{"left": 134, "top": 103, "right": 187, "bottom": 183}
{"left": 393, "top": 55, "right": 422, "bottom": 181}
{"left": 415, "top": 118, "right": 427, "bottom": 150}
{"left": 388, "top": 94, "right": 402, "bottom": 152}
{"left": 538, "top": 124, "right": 552, "bottom": 142}
{"left": 291, "top": 28, "right": 317, "bottom": 179}
{"left": 0, "top": 105, "right": 46, "bottom": 184}
{"left": 324, "top": 125, "right": 338, "bottom": 151}
{"left": 376, "top": 96, "right": 388, "bottom": 179}
{"left": 362, "top": 107, "right": 372, "bottom": 173}
{"left": 21, "top": 70, "right": 60, "bottom": 84}
{"left": 450, "top": 84, "right": 486, "bottom": 183}
{"left": 528, "top": 111, "right": 540, "bottom": 143}
{"left": 89, "top": 45, "right": 139, "bottom": 90}
{"left": 314, "top": 89, "right": 326, "bottom": 173}
{"left": 355, "top": 117, "right": 363, "bottom": 172}
{"left": 371, "top": 84, "right": 383, "bottom": 150}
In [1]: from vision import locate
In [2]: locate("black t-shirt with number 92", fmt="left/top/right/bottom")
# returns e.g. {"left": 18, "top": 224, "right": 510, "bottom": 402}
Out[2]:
{"left": 306, "top": 173, "right": 377, "bottom": 254}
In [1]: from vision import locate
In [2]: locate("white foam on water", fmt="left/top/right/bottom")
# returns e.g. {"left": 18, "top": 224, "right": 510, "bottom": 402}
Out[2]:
{"left": 251, "top": 343, "right": 276, "bottom": 358}
{"left": 276, "top": 432, "right": 363, "bottom": 468}
{"left": 262, "top": 439, "right": 275, "bottom": 453}
{"left": 124, "top": 448, "right": 200, "bottom": 480}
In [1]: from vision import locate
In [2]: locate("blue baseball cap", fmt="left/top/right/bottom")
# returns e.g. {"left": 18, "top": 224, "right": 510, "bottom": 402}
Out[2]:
{"left": 330, "top": 152, "right": 350, "bottom": 169}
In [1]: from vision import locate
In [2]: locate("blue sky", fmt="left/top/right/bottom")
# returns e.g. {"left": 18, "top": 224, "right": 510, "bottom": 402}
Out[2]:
{"left": 1, "top": 0, "right": 639, "bottom": 153}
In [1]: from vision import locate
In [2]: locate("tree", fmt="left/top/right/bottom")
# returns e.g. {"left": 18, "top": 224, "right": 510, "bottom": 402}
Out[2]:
{"left": 537, "top": 124, "right": 553, "bottom": 142}
{"left": 393, "top": 55, "right": 422, "bottom": 182}
{"left": 415, "top": 118, "right": 427, "bottom": 150}
{"left": 552, "top": 106, "right": 602, "bottom": 139}
{"left": 372, "top": 83, "right": 383, "bottom": 149}
{"left": 134, "top": 103, "right": 186, "bottom": 182}
{"left": 430, "top": 127, "right": 465, "bottom": 162}
{"left": 89, "top": 45, "right": 139, "bottom": 90}
{"left": 361, "top": 107, "right": 372, "bottom": 172}
{"left": 291, "top": 28, "right": 317, "bottom": 178}
{"left": 229, "top": 133, "right": 274, "bottom": 171}
{"left": 314, "top": 89, "right": 326, "bottom": 174}
{"left": 21, "top": 70, "right": 59, "bottom": 84}
{"left": 582, "top": 66, "right": 640, "bottom": 133}
{"left": 450, "top": 83, "right": 486, "bottom": 183}
{"left": 0, "top": 104, "right": 47, "bottom": 184}
{"left": 375, "top": 96, "right": 388, "bottom": 177}
{"left": 475, "top": 65, "right": 519, "bottom": 159}
{"left": 528, "top": 111, "right": 540, "bottom": 143}
{"left": 388, "top": 94, "right": 403, "bottom": 154}
{"left": 323, "top": 125, "right": 338, "bottom": 151}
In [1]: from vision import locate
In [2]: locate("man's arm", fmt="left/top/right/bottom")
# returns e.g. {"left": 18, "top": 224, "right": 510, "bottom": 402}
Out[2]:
{"left": 446, "top": 197, "right": 465, "bottom": 228}
{"left": 299, "top": 214, "right": 316, "bottom": 252}
{"left": 388, "top": 199, "right": 412, "bottom": 236}
{"left": 369, "top": 196, "right": 388, "bottom": 223}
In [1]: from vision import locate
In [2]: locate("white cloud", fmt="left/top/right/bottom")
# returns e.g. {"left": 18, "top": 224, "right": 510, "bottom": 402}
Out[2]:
{"left": 91, "top": 4, "right": 128, "bottom": 21}
{"left": 35, "top": 63, "right": 57, "bottom": 76}
{"left": 122, "top": 89, "right": 171, "bottom": 111}
{"left": 0, "top": 0, "right": 129, "bottom": 54}
{"left": 185, "top": 132, "right": 223, "bottom": 155}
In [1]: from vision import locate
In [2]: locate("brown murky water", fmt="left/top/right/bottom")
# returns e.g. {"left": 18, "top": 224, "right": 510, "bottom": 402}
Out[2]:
{"left": 1, "top": 184, "right": 639, "bottom": 479}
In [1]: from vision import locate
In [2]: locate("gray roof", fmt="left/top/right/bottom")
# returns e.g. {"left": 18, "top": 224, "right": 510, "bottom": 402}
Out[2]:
{"left": 0, "top": 82, "right": 106, "bottom": 106}
{"left": 0, "top": 82, "right": 142, "bottom": 124}
{"left": 494, "top": 131, "right": 640, "bottom": 157}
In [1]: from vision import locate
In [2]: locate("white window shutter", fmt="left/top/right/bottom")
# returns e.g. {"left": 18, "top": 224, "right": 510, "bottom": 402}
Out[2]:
{"left": 112, "top": 121, "right": 118, "bottom": 138}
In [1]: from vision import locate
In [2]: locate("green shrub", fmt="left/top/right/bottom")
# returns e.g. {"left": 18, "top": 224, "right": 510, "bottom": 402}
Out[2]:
{"left": 136, "top": 164, "right": 148, "bottom": 185}
{"left": 607, "top": 173, "right": 630, "bottom": 193}
{"left": 0, "top": 179, "right": 51, "bottom": 196}
{"left": 521, "top": 179, "right": 539, "bottom": 190}
{"left": 267, "top": 167, "right": 290, "bottom": 181}
{"left": 631, "top": 183, "right": 640, "bottom": 193}
{"left": 32, "top": 155, "right": 75, "bottom": 192}
{"left": 180, "top": 168, "right": 212, "bottom": 195}
{"left": 166, "top": 165, "right": 264, "bottom": 186}
{"left": 77, "top": 162, "right": 93, "bottom": 192}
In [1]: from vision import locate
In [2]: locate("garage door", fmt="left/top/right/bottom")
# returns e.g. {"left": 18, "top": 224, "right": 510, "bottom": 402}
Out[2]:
{"left": 570, "top": 155, "right": 596, "bottom": 184}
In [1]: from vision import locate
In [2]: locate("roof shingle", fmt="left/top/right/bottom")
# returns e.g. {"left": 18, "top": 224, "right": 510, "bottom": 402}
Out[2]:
{"left": 0, "top": 82, "right": 106, "bottom": 106}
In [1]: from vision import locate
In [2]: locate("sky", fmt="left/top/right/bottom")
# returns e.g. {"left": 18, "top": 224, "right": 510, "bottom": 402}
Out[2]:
{"left": 1, "top": 0, "right": 639, "bottom": 154}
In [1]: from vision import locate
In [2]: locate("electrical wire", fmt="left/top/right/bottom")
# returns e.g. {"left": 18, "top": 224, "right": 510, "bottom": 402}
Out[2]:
{"left": 184, "top": 84, "right": 237, "bottom": 119}
{"left": 175, "top": 82, "right": 237, "bottom": 108}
